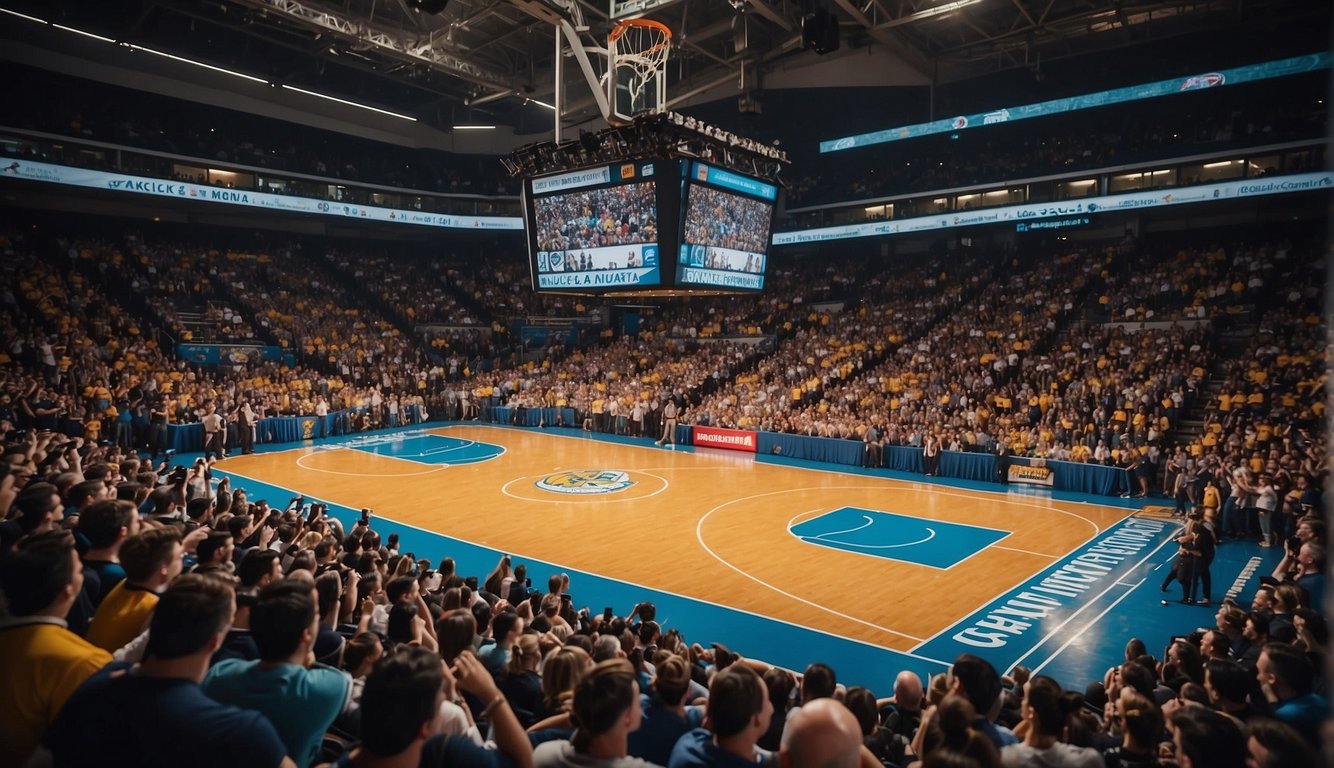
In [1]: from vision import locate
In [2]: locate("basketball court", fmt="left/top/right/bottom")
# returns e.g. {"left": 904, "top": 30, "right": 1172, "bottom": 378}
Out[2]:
{"left": 207, "top": 422, "right": 1276, "bottom": 691}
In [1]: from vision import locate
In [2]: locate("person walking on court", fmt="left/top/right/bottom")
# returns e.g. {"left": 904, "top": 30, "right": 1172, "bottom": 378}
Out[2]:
{"left": 202, "top": 404, "right": 225, "bottom": 461}
{"left": 657, "top": 397, "right": 678, "bottom": 447}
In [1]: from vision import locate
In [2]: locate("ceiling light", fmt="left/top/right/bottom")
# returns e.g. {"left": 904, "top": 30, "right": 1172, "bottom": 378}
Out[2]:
{"left": 127, "top": 44, "right": 269, "bottom": 84}
{"left": 280, "top": 84, "right": 417, "bottom": 121}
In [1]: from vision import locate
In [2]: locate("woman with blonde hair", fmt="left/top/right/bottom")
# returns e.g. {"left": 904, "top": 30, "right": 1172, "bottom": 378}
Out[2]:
{"left": 484, "top": 554, "right": 513, "bottom": 599}
{"left": 542, "top": 644, "right": 592, "bottom": 716}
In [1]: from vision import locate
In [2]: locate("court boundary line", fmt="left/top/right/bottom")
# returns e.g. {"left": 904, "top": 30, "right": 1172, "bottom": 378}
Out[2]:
{"left": 991, "top": 544, "right": 1061, "bottom": 558}
{"left": 295, "top": 450, "right": 451, "bottom": 477}
{"left": 1013, "top": 534, "right": 1179, "bottom": 675}
{"left": 350, "top": 434, "right": 505, "bottom": 464}
{"left": 214, "top": 465, "right": 954, "bottom": 670}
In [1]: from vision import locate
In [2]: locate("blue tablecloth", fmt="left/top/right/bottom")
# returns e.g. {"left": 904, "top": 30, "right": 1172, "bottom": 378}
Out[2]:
{"left": 489, "top": 406, "right": 578, "bottom": 427}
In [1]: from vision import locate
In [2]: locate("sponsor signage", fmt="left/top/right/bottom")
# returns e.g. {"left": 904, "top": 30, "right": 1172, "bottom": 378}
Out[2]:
{"left": 821, "top": 53, "right": 1330, "bottom": 152}
{"left": 773, "top": 172, "right": 1333, "bottom": 246}
{"left": 1007, "top": 461, "right": 1055, "bottom": 487}
{"left": 692, "top": 426, "right": 759, "bottom": 453}
{"left": 0, "top": 160, "right": 523, "bottom": 231}
{"left": 530, "top": 166, "right": 613, "bottom": 194}
{"left": 1016, "top": 216, "right": 1091, "bottom": 233}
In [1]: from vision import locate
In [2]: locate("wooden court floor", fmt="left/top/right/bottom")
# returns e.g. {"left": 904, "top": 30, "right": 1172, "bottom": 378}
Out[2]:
{"left": 217, "top": 425, "right": 1130, "bottom": 652}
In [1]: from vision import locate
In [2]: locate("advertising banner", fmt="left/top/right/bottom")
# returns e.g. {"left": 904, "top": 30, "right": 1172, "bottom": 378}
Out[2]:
{"left": 692, "top": 426, "right": 759, "bottom": 453}
{"left": 0, "top": 160, "right": 522, "bottom": 230}
{"left": 1007, "top": 462, "right": 1055, "bottom": 487}
{"left": 773, "top": 172, "right": 1333, "bottom": 246}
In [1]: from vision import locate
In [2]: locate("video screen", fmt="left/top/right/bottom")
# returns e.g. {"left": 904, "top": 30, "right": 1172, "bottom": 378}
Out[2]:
{"left": 529, "top": 167, "right": 661, "bottom": 291}
{"left": 676, "top": 163, "right": 775, "bottom": 291}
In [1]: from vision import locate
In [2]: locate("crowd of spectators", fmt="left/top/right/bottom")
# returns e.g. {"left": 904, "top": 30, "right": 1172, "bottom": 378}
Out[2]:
{"left": 534, "top": 184, "right": 659, "bottom": 256}
{"left": 693, "top": 252, "right": 994, "bottom": 435}
{"left": 682, "top": 187, "right": 773, "bottom": 257}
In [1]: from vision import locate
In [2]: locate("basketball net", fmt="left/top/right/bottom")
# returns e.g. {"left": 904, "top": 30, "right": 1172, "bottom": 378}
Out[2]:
{"left": 608, "top": 18, "right": 671, "bottom": 117}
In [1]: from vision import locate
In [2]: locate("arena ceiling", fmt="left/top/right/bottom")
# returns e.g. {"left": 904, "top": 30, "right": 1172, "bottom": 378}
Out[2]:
{"left": 8, "top": 0, "right": 1330, "bottom": 132}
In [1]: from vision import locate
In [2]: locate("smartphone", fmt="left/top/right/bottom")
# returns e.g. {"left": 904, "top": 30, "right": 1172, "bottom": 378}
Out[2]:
{"left": 359, "top": 508, "right": 371, "bottom": 526}
{"left": 525, "top": 577, "right": 532, "bottom": 588}
{"left": 603, "top": 606, "right": 614, "bottom": 622}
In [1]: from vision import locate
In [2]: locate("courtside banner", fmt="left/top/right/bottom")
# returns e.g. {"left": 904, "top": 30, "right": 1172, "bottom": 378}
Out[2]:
{"left": 692, "top": 426, "right": 759, "bottom": 453}
{"left": 1008, "top": 463, "right": 1054, "bottom": 487}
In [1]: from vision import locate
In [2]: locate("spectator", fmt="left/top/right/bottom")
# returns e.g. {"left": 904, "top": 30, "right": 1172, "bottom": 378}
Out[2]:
{"left": 951, "top": 654, "right": 1018, "bottom": 748}
{"left": 533, "top": 657, "right": 656, "bottom": 767}
{"left": 203, "top": 578, "right": 355, "bottom": 767}
{"left": 85, "top": 525, "right": 183, "bottom": 652}
{"left": 669, "top": 664, "right": 774, "bottom": 767}
{"left": 0, "top": 530, "right": 112, "bottom": 766}
{"left": 44, "top": 573, "right": 292, "bottom": 767}
{"left": 778, "top": 697, "right": 863, "bottom": 768}
{"left": 336, "top": 645, "right": 532, "bottom": 768}
{"left": 1001, "top": 675, "right": 1100, "bottom": 766}
{"left": 76, "top": 497, "right": 140, "bottom": 606}
{"left": 1254, "top": 642, "right": 1328, "bottom": 747}
{"left": 1243, "top": 717, "right": 1320, "bottom": 768}
{"left": 1168, "top": 705, "right": 1246, "bottom": 768}
{"left": 629, "top": 653, "right": 701, "bottom": 765}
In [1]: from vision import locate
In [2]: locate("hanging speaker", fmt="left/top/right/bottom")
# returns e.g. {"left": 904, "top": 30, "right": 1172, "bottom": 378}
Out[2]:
{"left": 802, "top": 9, "right": 840, "bottom": 55}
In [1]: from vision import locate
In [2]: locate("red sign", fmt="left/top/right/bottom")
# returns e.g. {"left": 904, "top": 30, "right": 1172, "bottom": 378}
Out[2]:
{"left": 692, "top": 426, "right": 758, "bottom": 453}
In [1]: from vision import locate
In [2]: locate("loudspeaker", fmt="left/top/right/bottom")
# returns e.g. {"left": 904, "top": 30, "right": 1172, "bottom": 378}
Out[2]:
{"left": 802, "top": 9, "right": 840, "bottom": 55}
{"left": 406, "top": 0, "right": 449, "bottom": 14}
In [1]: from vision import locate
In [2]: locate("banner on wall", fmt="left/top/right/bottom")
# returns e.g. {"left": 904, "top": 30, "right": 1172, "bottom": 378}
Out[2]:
{"left": 0, "top": 160, "right": 523, "bottom": 231}
{"left": 176, "top": 343, "right": 284, "bottom": 365}
{"left": 693, "top": 426, "right": 759, "bottom": 453}
{"left": 773, "top": 172, "right": 1334, "bottom": 245}
{"left": 1008, "top": 462, "right": 1055, "bottom": 487}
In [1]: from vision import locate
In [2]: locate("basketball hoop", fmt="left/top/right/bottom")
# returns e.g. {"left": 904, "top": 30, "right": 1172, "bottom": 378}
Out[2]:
{"left": 607, "top": 18, "right": 671, "bottom": 123}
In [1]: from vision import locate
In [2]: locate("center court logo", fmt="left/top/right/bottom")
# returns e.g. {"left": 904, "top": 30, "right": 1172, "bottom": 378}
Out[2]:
{"left": 536, "top": 470, "right": 636, "bottom": 495}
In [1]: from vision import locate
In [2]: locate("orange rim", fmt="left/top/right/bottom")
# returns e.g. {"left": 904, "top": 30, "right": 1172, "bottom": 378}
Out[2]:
{"left": 609, "top": 17, "right": 673, "bottom": 46}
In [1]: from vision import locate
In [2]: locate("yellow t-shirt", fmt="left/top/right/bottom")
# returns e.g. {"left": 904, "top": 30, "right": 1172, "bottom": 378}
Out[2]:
{"left": 86, "top": 583, "right": 160, "bottom": 653}
{"left": 0, "top": 620, "right": 112, "bottom": 766}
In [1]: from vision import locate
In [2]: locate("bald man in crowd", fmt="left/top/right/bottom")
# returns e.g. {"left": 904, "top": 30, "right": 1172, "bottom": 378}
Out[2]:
{"left": 779, "top": 697, "right": 867, "bottom": 768}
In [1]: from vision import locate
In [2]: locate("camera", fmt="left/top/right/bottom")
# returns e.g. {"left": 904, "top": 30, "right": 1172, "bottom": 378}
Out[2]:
{"left": 359, "top": 508, "right": 371, "bottom": 526}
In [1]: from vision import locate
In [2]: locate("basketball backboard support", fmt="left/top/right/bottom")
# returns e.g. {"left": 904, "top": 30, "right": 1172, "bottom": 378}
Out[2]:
{"left": 610, "top": 0, "right": 684, "bottom": 20}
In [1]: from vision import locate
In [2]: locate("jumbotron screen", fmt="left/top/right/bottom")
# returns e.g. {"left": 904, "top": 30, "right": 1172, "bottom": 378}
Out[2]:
{"left": 676, "top": 161, "right": 777, "bottom": 292}
{"left": 525, "top": 160, "right": 661, "bottom": 292}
